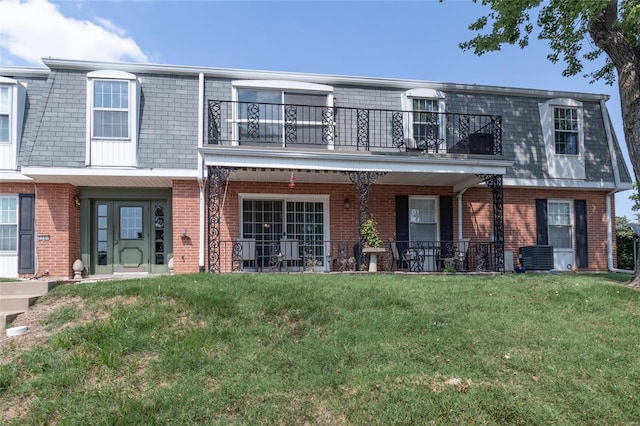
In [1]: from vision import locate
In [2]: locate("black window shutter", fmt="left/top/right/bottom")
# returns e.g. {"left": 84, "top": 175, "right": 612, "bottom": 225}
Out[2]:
{"left": 395, "top": 195, "right": 409, "bottom": 242}
{"left": 440, "top": 196, "right": 453, "bottom": 242}
{"left": 18, "top": 194, "right": 35, "bottom": 274}
{"left": 535, "top": 199, "right": 548, "bottom": 245}
{"left": 575, "top": 199, "right": 588, "bottom": 268}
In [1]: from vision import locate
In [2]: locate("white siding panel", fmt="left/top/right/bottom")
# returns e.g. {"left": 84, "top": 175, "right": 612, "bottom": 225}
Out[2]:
{"left": 0, "top": 143, "right": 16, "bottom": 169}
{"left": 0, "top": 253, "right": 18, "bottom": 278}
{"left": 91, "top": 140, "right": 135, "bottom": 166}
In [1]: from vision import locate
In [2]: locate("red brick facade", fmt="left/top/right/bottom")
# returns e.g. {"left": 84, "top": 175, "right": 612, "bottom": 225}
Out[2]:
{"left": 0, "top": 180, "right": 618, "bottom": 277}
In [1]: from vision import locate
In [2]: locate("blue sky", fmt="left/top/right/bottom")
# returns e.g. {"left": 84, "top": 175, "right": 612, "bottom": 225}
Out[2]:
{"left": 0, "top": 0, "right": 636, "bottom": 218}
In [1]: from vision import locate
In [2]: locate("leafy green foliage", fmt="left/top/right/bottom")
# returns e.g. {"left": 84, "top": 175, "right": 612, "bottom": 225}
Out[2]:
{"left": 616, "top": 216, "right": 636, "bottom": 269}
{"left": 361, "top": 218, "right": 382, "bottom": 248}
{"left": 460, "top": 0, "right": 632, "bottom": 84}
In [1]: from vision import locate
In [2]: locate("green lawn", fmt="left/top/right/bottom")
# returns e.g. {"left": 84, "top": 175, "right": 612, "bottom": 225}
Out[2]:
{"left": 1, "top": 273, "right": 639, "bottom": 425}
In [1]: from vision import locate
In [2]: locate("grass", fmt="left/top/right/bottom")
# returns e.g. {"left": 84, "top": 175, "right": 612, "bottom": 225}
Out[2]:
{"left": 1, "top": 273, "right": 639, "bottom": 424}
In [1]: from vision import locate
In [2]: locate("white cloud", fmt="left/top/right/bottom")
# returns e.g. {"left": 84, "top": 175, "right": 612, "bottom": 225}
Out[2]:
{"left": 0, "top": 0, "right": 148, "bottom": 65}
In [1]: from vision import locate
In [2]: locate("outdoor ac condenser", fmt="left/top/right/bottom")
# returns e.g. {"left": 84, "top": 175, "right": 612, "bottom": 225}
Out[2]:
{"left": 519, "top": 245, "right": 554, "bottom": 270}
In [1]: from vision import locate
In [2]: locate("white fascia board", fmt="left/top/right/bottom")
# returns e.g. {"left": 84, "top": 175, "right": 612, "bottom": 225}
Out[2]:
{"left": 41, "top": 58, "right": 611, "bottom": 102}
{"left": 21, "top": 167, "right": 198, "bottom": 179}
{"left": 0, "top": 67, "right": 50, "bottom": 78}
{"left": 232, "top": 80, "right": 333, "bottom": 93}
{"left": 503, "top": 177, "right": 632, "bottom": 191}
{"left": 0, "top": 171, "right": 33, "bottom": 181}
{"left": 199, "top": 147, "right": 511, "bottom": 175}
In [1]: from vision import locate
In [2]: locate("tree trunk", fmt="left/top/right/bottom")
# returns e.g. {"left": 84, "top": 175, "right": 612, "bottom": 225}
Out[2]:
{"left": 589, "top": 0, "right": 640, "bottom": 285}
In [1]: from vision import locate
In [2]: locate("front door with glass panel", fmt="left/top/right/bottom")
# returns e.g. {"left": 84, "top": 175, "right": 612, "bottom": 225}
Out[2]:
{"left": 92, "top": 200, "right": 169, "bottom": 274}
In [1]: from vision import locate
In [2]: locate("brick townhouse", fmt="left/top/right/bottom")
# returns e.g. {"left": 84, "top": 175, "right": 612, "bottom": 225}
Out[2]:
{"left": 0, "top": 58, "right": 633, "bottom": 278}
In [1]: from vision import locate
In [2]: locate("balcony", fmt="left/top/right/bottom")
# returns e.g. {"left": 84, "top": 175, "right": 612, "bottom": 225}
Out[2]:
{"left": 207, "top": 100, "right": 502, "bottom": 156}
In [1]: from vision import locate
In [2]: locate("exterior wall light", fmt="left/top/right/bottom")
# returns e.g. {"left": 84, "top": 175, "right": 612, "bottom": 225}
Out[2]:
{"left": 344, "top": 198, "right": 351, "bottom": 209}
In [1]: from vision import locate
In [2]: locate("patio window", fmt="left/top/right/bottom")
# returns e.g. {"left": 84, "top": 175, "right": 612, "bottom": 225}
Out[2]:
{"left": 236, "top": 89, "right": 328, "bottom": 146}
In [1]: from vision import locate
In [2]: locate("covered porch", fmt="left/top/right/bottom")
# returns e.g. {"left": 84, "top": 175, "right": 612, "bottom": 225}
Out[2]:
{"left": 200, "top": 147, "right": 511, "bottom": 274}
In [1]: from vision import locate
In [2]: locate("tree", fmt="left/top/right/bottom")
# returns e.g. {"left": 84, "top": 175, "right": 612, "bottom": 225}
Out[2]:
{"left": 631, "top": 182, "right": 640, "bottom": 221}
{"left": 616, "top": 216, "right": 636, "bottom": 269}
{"left": 460, "top": 0, "right": 640, "bottom": 284}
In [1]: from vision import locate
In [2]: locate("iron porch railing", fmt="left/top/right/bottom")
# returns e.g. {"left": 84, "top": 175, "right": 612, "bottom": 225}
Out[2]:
{"left": 207, "top": 100, "right": 502, "bottom": 155}
{"left": 213, "top": 239, "right": 504, "bottom": 273}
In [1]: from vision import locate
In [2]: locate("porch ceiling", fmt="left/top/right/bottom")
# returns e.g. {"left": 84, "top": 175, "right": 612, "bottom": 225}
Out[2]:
{"left": 229, "top": 168, "right": 484, "bottom": 189}
{"left": 20, "top": 167, "right": 198, "bottom": 188}
{"left": 200, "top": 146, "right": 512, "bottom": 190}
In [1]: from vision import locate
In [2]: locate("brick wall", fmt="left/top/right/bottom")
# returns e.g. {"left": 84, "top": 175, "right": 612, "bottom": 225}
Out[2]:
{"left": 172, "top": 180, "right": 201, "bottom": 274}
{"left": 0, "top": 182, "right": 79, "bottom": 278}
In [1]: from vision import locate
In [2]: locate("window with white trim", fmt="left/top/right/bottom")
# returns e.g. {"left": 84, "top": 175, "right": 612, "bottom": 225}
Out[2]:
{"left": 236, "top": 89, "right": 329, "bottom": 146}
{"left": 93, "top": 80, "right": 129, "bottom": 138}
{"left": 232, "top": 81, "right": 334, "bottom": 148}
{"left": 553, "top": 107, "right": 578, "bottom": 155}
{"left": 86, "top": 70, "right": 139, "bottom": 167}
{"left": 548, "top": 200, "right": 572, "bottom": 249}
{"left": 0, "top": 86, "right": 9, "bottom": 143}
{"left": 402, "top": 89, "right": 446, "bottom": 150}
{"left": 0, "top": 196, "right": 17, "bottom": 251}
{"left": 409, "top": 197, "right": 438, "bottom": 242}
{"left": 538, "top": 98, "right": 585, "bottom": 179}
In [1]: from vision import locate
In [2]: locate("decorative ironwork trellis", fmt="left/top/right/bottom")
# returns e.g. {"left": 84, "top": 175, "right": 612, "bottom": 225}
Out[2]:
{"left": 391, "top": 112, "right": 404, "bottom": 149}
{"left": 491, "top": 116, "right": 502, "bottom": 155}
{"left": 206, "top": 166, "right": 234, "bottom": 273}
{"left": 357, "top": 109, "right": 369, "bottom": 150}
{"left": 208, "top": 100, "right": 221, "bottom": 145}
{"left": 345, "top": 171, "right": 386, "bottom": 268}
{"left": 476, "top": 174, "right": 505, "bottom": 272}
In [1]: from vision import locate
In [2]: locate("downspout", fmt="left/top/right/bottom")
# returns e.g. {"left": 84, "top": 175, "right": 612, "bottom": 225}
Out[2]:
{"left": 198, "top": 72, "right": 206, "bottom": 272}
{"left": 601, "top": 100, "right": 633, "bottom": 273}
{"left": 457, "top": 188, "right": 467, "bottom": 240}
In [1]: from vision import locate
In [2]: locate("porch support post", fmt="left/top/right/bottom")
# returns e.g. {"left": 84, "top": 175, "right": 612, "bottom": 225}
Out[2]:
{"left": 477, "top": 174, "right": 505, "bottom": 272}
{"left": 345, "top": 171, "right": 386, "bottom": 266}
{"left": 206, "top": 166, "right": 234, "bottom": 273}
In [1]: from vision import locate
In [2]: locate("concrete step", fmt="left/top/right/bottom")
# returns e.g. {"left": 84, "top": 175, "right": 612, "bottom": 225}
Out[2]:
{"left": 0, "top": 281, "right": 55, "bottom": 296}
{"left": 0, "top": 295, "right": 40, "bottom": 313}
{"left": 0, "top": 311, "right": 23, "bottom": 332}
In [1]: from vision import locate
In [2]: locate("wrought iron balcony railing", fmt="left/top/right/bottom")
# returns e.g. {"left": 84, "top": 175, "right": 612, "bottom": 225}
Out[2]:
{"left": 207, "top": 100, "right": 502, "bottom": 155}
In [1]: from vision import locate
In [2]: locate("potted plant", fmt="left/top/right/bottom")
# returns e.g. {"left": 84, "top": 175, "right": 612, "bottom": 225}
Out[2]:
{"left": 361, "top": 218, "right": 385, "bottom": 272}
{"left": 361, "top": 218, "right": 382, "bottom": 248}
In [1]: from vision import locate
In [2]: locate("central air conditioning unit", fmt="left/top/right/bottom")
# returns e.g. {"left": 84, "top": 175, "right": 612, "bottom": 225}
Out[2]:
{"left": 519, "top": 245, "right": 554, "bottom": 270}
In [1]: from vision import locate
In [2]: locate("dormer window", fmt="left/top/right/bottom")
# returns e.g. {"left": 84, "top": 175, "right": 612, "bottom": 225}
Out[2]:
{"left": 0, "top": 77, "right": 26, "bottom": 170}
{"left": 86, "top": 70, "right": 139, "bottom": 167}
{"left": 539, "top": 98, "right": 585, "bottom": 179}
{"left": 93, "top": 80, "right": 129, "bottom": 138}
{"left": 401, "top": 89, "right": 446, "bottom": 151}
{"left": 553, "top": 107, "right": 578, "bottom": 155}
{"left": 0, "top": 86, "right": 9, "bottom": 143}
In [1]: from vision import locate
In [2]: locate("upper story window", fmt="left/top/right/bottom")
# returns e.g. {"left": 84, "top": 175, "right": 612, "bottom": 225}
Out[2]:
{"left": 0, "top": 77, "right": 26, "bottom": 171}
{"left": 231, "top": 80, "right": 333, "bottom": 147}
{"left": 402, "top": 89, "right": 446, "bottom": 150}
{"left": 554, "top": 107, "right": 579, "bottom": 155}
{"left": 93, "top": 80, "right": 129, "bottom": 138}
{"left": 0, "top": 86, "right": 9, "bottom": 143}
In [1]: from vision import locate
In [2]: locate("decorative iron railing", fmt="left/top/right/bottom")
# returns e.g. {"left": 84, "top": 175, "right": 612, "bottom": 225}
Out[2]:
{"left": 214, "top": 239, "right": 504, "bottom": 273}
{"left": 207, "top": 100, "right": 502, "bottom": 155}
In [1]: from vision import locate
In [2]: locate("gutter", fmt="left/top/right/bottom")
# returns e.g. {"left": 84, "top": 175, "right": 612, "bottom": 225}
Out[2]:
{"left": 601, "top": 100, "right": 634, "bottom": 273}
{"left": 198, "top": 73, "right": 206, "bottom": 272}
